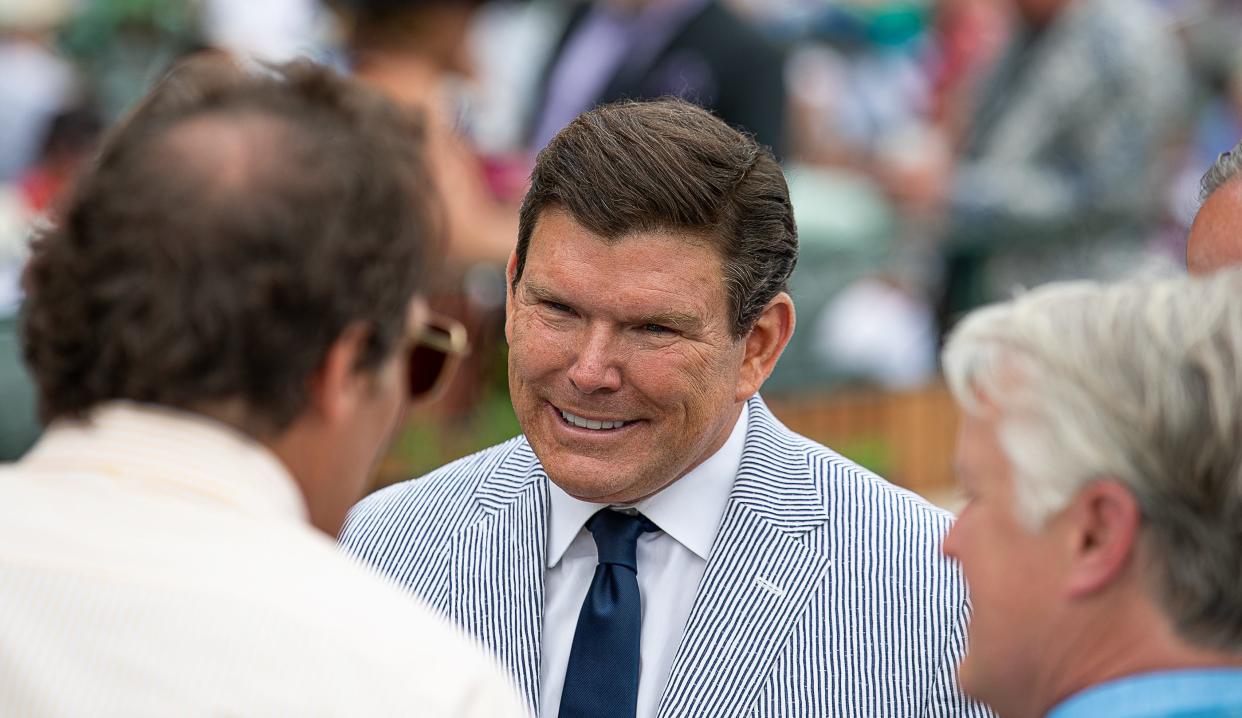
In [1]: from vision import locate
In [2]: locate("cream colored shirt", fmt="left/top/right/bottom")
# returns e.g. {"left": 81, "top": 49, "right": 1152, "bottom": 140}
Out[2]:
{"left": 0, "top": 402, "right": 529, "bottom": 717}
{"left": 539, "top": 409, "right": 745, "bottom": 718}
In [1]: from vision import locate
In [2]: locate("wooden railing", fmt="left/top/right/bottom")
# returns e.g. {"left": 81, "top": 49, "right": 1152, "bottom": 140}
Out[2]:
{"left": 765, "top": 383, "right": 962, "bottom": 504}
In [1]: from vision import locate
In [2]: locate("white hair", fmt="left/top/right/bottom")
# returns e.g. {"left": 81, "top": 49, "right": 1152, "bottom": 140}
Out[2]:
{"left": 1201, "top": 138, "right": 1242, "bottom": 202}
{"left": 942, "top": 267, "right": 1242, "bottom": 650}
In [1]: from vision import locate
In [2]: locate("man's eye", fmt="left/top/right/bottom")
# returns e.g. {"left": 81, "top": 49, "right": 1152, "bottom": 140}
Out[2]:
{"left": 543, "top": 301, "right": 573, "bottom": 314}
{"left": 643, "top": 323, "right": 673, "bottom": 335}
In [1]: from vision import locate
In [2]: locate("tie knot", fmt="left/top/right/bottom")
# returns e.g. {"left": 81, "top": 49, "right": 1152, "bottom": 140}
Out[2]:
{"left": 585, "top": 509, "right": 657, "bottom": 571}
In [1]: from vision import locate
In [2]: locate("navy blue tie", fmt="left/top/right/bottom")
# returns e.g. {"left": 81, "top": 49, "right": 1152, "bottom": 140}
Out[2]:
{"left": 559, "top": 509, "right": 659, "bottom": 718}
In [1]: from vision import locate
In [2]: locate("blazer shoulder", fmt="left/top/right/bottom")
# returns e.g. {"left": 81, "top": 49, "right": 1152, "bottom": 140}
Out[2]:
{"left": 339, "top": 436, "right": 528, "bottom": 561}
{"left": 748, "top": 401, "right": 953, "bottom": 535}
{"left": 791, "top": 428, "right": 955, "bottom": 535}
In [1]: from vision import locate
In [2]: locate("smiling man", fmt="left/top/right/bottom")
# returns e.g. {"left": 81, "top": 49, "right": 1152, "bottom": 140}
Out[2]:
{"left": 342, "top": 99, "right": 990, "bottom": 718}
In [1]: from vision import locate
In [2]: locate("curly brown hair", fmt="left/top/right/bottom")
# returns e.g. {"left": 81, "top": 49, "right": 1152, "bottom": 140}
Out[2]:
{"left": 22, "top": 56, "right": 440, "bottom": 434}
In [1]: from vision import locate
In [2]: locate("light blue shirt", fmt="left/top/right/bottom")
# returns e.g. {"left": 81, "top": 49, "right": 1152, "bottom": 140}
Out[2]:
{"left": 1048, "top": 670, "right": 1242, "bottom": 718}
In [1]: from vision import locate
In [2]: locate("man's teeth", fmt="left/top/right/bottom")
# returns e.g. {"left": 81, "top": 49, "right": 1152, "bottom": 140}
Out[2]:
{"left": 561, "top": 410, "right": 627, "bottom": 430}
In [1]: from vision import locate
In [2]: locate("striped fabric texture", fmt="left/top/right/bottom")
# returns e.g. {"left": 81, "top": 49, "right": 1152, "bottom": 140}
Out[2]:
{"left": 342, "top": 397, "right": 995, "bottom": 718}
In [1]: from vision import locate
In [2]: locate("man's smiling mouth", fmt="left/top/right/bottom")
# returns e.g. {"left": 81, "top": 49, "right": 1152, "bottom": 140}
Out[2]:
{"left": 559, "top": 408, "right": 631, "bottom": 431}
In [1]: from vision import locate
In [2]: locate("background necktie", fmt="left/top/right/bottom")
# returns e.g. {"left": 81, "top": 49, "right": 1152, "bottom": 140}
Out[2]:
{"left": 559, "top": 509, "right": 658, "bottom": 718}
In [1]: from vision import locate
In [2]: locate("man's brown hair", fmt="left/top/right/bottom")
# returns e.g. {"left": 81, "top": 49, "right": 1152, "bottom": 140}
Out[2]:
{"left": 512, "top": 98, "right": 797, "bottom": 338}
{"left": 22, "top": 56, "right": 438, "bottom": 434}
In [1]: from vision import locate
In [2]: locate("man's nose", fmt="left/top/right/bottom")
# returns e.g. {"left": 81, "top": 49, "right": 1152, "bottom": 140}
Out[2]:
{"left": 567, "top": 325, "right": 622, "bottom": 394}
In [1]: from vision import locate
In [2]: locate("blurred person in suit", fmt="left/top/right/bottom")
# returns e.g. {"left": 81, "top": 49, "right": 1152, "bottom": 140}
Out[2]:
{"left": 0, "top": 55, "right": 526, "bottom": 716}
{"left": 333, "top": 0, "right": 523, "bottom": 421}
{"left": 941, "top": 270, "right": 1242, "bottom": 718}
{"left": 334, "top": 0, "right": 517, "bottom": 270}
{"left": 886, "top": 0, "right": 1189, "bottom": 317}
{"left": 527, "top": 0, "right": 787, "bottom": 157}
{"left": 342, "top": 98, "right": 992, "bottom": 718}
{"left": 1187, "top": 137, "right": 1242, "bottom": 273}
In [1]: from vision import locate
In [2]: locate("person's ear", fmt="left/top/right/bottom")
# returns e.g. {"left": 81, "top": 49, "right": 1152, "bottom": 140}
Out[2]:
{"left": 1062, "top": 479, "right": 1143, "bottom": 599}
{"left": 307, "top": 322, "right": 372, "bottom": 425}
{"left": 735, "top": 292, "right": 796, "bottom": 402}
{"left": 504, "top": 249, "right": 519, "bottom": 343}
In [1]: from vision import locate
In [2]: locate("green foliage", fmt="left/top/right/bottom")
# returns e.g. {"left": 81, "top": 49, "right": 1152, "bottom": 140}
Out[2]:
{"left": 385, "top": 386, "right": 522, "bottom": 482}
{"left": 58, "top": 0, "right": 202, "bottom": 120}
{"left": 830, "top": 435, "right": 894, "bottom": 478}
{"left": 59, "top": 0, "right": 199, "bottom": 57}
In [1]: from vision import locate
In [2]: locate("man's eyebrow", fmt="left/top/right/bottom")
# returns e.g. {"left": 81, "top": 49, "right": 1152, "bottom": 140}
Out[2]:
{"left": 638, "top": 310, "right": 703, "bottom": 331}
{"left": 521, "top": 282, "right": 560, "bottom": 303}
{"left": 521, "top": 280, "right": 704, "bottom": 330}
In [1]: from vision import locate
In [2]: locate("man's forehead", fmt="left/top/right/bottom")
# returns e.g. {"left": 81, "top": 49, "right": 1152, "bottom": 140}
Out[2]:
{"left": 522, "top": 215, "right": 731, "bottom": 322}
{"left": 1188, "top": 178, "right": 1242, "bottom": 275}
{"left": 526, "top": 212, "right": 723, "bottom": 275}
{"left": 530, "top": 208, "right": 720, "bottom": 253}
{"left": 953, "top": 401, "right": 1017, "bottom": 477}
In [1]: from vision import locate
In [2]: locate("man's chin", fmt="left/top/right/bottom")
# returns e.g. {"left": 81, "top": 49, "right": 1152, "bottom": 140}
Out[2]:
{"left": 537, "top": 455, "right": 651, "bottom": 503}
{"left": 547, "top": 468, "right": 636, "bottom": 503}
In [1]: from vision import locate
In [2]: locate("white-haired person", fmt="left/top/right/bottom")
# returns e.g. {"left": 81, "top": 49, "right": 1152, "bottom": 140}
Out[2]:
{"left": 939, "top": 268, "right": 1242, "bottom": 718}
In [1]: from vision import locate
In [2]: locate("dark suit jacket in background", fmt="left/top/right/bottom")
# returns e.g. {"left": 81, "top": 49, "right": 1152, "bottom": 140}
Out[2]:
{"left": 528, "top": 0, "right": 789, "bottom": 158}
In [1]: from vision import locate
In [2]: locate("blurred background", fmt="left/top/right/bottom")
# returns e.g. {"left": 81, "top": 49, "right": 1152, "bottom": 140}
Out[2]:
{"left": 0, "top": 0, "right": 1232, "bottom": 504}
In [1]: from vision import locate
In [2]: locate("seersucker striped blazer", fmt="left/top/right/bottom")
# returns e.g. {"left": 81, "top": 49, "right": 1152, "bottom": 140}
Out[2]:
{"left": 341, "top": 397, "right": 994, "bottom": 718}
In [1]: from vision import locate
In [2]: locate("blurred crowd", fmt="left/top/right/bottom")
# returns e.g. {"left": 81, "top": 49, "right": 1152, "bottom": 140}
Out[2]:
{"left": 0, "top": 0, "right": 1234, "bottom": 457}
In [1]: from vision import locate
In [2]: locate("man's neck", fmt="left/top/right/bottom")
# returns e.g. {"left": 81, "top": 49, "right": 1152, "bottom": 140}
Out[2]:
{"left": 1038, "top": 600, "right": 1242, "bottom": 717}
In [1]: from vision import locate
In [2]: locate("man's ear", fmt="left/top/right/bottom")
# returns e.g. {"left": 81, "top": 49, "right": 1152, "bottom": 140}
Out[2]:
{"left": 735, "top": 292, "right": 796, "bottom": 402}
{"left": 1062, "top": 479, "right": 1143, "bottom": 599}
{"left": 504, "top": 249, "right": 519, "bottom": 344}
{"left": 308, "top": 322, "right": 372, "bottom": 425}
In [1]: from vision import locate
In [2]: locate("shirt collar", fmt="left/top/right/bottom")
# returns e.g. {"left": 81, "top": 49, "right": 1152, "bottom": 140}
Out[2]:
{"left": 545, "top": 407, "right": 746, "bottom": 568}
{"left": 1047, "top": 669, "right": 1242, "bottom": 718}
{"left": 20, "top": 401, "right": 309, "bottom": 523}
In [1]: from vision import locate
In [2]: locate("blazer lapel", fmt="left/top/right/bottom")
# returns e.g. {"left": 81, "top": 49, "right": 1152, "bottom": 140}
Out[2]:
{"left": 657, "top": 398, "right": 832, "bottom": 718}
{"left": 445, "top": 441, "right": 550, "bottom": 712}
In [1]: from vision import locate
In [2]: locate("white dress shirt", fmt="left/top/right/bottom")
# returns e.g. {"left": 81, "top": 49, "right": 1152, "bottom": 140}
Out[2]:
{"left": 0, "top": 402, "right": 528, "bottom": 717}
{"left": 540, "top": 409, "right": 746, "bottom": 718}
